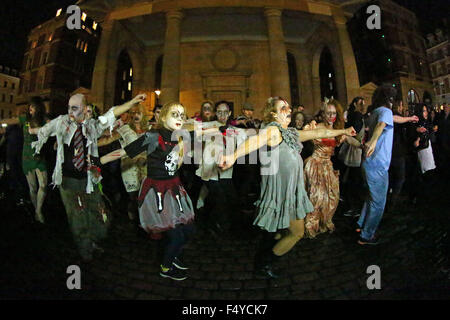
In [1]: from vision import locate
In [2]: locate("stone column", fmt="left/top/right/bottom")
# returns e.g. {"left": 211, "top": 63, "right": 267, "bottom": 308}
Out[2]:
{"left": 264, "top": 7, "right": 291, "bottom": 103}
{"left": 297, "top": 50, "right": 315, "bottom": 114}
{"left": 333, "top": 13, "right": 361, "bottom": 102}
{"left": 91, "top": 19, "right": 116, "bottom": 112}
{"left": 160, "top": 10, "right": 184, "bottom": 105}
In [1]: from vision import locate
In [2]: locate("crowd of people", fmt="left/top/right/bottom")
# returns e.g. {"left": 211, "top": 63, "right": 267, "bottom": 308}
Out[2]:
{"left": 0, "top": 85, "right": 449, "bottom": 281}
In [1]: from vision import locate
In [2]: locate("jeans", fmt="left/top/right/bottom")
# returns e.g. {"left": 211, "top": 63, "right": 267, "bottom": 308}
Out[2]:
{"left": 162, "top": 223, "right": 196, "bottom": 268}
{"left": 358, "top": 165, "right": 389, "bottom": 240}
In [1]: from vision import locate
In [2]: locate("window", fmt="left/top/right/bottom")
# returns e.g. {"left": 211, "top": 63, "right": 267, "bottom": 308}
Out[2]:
{"left": 93, "top": 22, "right": 98, "bottom": 30}
{"left": 82, "top": 12, "right": 87, "bottom": 22}
{"left": 4, "top": 81, "right": 7, "bottom": 88}
{"left": 84, "top": 43, "right": 88, "bottom": 53}
{"left": 2, "top": 94, "right": 5, "bottom": 102}
{"left": 48, "top": 34, "right": 53, "bottom": 42}
{"left": 12, "top": 83, "right": 15, "bottom": 89}
{"left": 32, "top": 41, "right": 37, "bottom": 49}
{"left": 42, "top": 52, "right": 48, "bottom": 65}
{"left": 56, "top": 8, "right": 62, "bottom": 17}
{"left": 1, "top": 110, "right": 4, "bottom": 119}
{"left": 10, "top": 95, "right": 13, "bottom": 103}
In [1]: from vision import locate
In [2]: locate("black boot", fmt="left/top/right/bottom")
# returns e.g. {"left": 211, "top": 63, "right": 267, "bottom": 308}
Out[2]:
{"left": 255, "top": 248, "right": 281, "bottom": 279}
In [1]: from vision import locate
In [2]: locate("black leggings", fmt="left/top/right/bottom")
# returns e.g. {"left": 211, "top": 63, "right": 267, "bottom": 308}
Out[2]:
{"left": 162, "top": 223, "right": 196, "bottom": 268}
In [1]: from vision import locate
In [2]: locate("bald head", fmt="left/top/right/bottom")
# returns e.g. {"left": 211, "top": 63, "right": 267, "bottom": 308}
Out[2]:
{"left": 68, "top": 94, "right": 87, "bottom": 122}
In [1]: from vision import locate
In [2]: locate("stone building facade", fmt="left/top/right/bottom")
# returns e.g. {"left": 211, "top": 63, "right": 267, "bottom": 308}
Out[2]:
{"left": 79, "top": 0, "right": 364, "bottom": 117}
{"left": 0, "top": 66, "right": 20, "bottom": 119}
{"left": 349, "top": 0, "right": 434, "bottom": 112}
{"left": 17, "top": 7, "right": 101, "bottom": 115}
{"left": 426, "top": 27, "right": 450, "bottom": 108}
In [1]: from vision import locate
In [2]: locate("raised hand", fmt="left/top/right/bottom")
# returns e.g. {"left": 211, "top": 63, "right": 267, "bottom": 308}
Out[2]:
{"left": 132, "top": 93, "right": 147, "bottom": 105}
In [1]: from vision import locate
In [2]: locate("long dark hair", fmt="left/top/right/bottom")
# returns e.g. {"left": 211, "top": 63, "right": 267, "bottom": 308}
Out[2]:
{"left": 26, "top": 96, "right": 46, "bottom": 128}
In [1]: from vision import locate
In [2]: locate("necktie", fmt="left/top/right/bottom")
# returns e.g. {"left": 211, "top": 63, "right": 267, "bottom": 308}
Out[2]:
{"left": 72, "top": 124, "right": 85, "bottom": 171}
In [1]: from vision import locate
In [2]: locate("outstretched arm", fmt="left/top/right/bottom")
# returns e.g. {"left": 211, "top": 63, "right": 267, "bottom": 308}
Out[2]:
{"left": 97, "top": 132, "right": 120, "bottom": 147}
{"left": 112, "top": 94, "right": 147, "bottom": 118}
{"left": 298, "top": 127, "right": 356, "bottom": 142}
{"left": 100, "top": 149, "right": 126, "bottom": 165}
{"left": 393, "top": 115, "right": 418, "bottom": 124}
{"left": 219, "top": 126, "right": 279, "bottom": 170}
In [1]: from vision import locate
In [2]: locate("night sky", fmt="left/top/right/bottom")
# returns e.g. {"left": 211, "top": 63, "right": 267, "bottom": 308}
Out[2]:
{"left": 0, "top": 0, "right": 448, "bottom": 70}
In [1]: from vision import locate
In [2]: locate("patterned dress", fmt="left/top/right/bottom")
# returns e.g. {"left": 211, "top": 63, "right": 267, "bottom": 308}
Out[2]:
{"left": 19, "top": 115, "right": 47, "bottom": 175}
{"left": 124, "top": 128, "right": 194, "bottom": 233}
{"left": 304, "top": 138, "right": 340, "bottom": 238}
{"left": 253, "top": 122, "right": 314, "bottom": 232}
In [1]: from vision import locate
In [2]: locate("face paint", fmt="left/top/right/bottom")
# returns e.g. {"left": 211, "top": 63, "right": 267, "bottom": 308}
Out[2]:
{"left": 68, "top": 105, "right": 85, "bottom": 123}
{"left": 86, "top": 106, "right": 93, "bottom": 120}
{"left": 201, "top": 104, "right": 214, "bottom": 121}
{"left": 216, "top": 104, "right": 230, "bottom": 124}
{"left": 164, "top": 106, "right": 185, "bottom": 131}
{"left": 276, "top": 101, "right": 291, "bottom": 127}
{"left": 295, "top": 114, "right": 304, "bottom": 130}
{"left": 325, "top": 105, "right": 337, "bottom": 125}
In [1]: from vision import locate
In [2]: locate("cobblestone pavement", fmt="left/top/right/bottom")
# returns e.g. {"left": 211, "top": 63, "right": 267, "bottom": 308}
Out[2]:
{"left": 1, "top": 185, "right": 449, "bottom": 300}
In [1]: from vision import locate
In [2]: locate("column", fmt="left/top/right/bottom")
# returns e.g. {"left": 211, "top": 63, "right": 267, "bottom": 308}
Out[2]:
{"left": 297, "top": 50, "right": 315, "bottom": 114}
{"left": 91, "top": 19, "right": 116, "bottom": 112}
{"left": 160, "top": 10, "right": 184, "bottom": 105}
{"left": 333, "top": 13, "right": 361, "bottom": 102}
{"left": 264, "top": 7, "right": 291, "bottom": 103}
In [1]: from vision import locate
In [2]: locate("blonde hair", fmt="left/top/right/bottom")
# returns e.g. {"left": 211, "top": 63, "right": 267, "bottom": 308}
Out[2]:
{"left": 158, "top": 102, "right": 187, "bottom": 168}
{"left": 263, "top": 97, "right": 288, "bottom": 123}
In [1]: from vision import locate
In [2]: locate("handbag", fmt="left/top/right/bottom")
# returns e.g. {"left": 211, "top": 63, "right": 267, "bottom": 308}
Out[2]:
{"left": 338, "top": 123, "right": 364, "bottom": 167}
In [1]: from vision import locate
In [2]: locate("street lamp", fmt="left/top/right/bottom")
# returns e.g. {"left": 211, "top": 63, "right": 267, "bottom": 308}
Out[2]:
{"left": 155, "top": 89, "right": 161, "bottom": 104}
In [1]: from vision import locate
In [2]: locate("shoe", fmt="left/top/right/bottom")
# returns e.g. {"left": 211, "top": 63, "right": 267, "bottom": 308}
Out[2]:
{"left": 357, "top": 236, "right": 379, "bottom": 245}
{"left": 35, "top": 212, "right": 45, "bottom": 224}
{"left": 92, "top": 242, "right": 105, "bottom": 253}
{"left": 344, "top": 209, "right": 360, "bottom": 217}
{"left": 160, "top": 267, "right": 188, "bottom": 281}
{"left": 258, "top": 265, "right": 280, "bottom": 279}
{"left": 173, "top": 257, "right": 188, "bottom": 270}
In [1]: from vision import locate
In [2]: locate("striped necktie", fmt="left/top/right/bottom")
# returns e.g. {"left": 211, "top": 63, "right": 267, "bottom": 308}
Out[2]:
{"left": 72, "top": 124, "right": 85, "bottom": 171}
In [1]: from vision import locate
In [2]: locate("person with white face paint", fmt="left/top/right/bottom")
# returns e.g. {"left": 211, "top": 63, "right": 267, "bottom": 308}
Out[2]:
{"left": 219, "top": 96, "right": 356, "bottom": 278}
{"left": 31, "top": 92, "right": 147, "bottom": 261}
{"left": 100, "top": 102, "right": 204, "bottom": 281}
{"left": 303, "top": 98, "right": 360, "bottom": 238}
{"left": 195, "top": 101, "right": 248, "bottom": 237}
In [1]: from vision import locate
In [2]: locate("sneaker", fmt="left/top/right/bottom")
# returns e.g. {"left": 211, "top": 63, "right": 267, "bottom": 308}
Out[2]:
{"left": 343, "top": 209, "right": 360, "bottom": 217}
{"left": 173, "top": 257, "right": 188, "bottom": 270}
{"left": 160, "top": 267, "right": 188, "bottom": 281}
{"left": 357, "top": 236, "right": 379, "bottom": 245}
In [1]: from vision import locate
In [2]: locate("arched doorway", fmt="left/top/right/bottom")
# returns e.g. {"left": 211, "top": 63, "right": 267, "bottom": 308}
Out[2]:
{"left": 114, "top": 50, "right": 133, "bottom": 106}
{"left": 319, "top": 47, "right": 337, "bottom": 101}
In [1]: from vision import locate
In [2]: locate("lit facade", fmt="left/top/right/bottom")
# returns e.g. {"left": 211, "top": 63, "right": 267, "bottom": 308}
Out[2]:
{"left": 0, "top": 66, "right": 20, "bottom": 119}
{"left": 78, "top": 0, "right": 367, "bottom": 117}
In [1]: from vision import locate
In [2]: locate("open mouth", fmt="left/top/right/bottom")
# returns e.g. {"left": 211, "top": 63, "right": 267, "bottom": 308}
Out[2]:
{"left": 175, "top": 123, "right": 182, "bottom": 127}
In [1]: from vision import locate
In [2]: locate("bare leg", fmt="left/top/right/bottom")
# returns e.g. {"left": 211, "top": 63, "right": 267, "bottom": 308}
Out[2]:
{"left": 35, "top": 169, "right": 47, "bottom": 222}
{"left": 272, "top": 219, "right": 305, "bottom": 256}
{"left": 25, "top": 170, "right": 38, "bottom": 210}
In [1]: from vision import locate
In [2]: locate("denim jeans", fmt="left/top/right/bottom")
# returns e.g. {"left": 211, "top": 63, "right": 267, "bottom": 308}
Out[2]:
{"left": 358, "top": 165, "right": 389, "bottom": 240}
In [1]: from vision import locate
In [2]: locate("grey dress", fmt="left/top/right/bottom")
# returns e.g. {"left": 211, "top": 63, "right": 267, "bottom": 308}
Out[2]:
{"left": 253, "top": 123, "right": 314, "bottom": 232}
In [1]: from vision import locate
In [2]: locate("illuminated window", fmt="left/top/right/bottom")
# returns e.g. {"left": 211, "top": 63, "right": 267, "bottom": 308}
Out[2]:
{"left": 84, "top": 43, "right": 88, "bottom": 53}
{"left": 82, "top": 12, "right": 87, "bottom": 22}
{"left": 93, "top": 22, "right": 98, "bottom": 30}
{"left": 130, "top": 68, "right": 133, "bottom": 77}
{"left": 76, "top": 39, "right": 81, "bottom": 49}
{"left": 128, "top": 82, "right": 132, "bottom": 91}
{"left": 32, "top": 41, "right": 37, "bottom": 49}
{"left": 48, "top": 34, "right": 53, "bottom": 42}
{"left": 56, "top": 9, "right": 62, "bottom": 17}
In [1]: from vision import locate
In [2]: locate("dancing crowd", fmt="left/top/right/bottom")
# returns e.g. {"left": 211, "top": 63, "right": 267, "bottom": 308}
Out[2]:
{"left": 0, "top": 84, "right": 449, "bottom": 281}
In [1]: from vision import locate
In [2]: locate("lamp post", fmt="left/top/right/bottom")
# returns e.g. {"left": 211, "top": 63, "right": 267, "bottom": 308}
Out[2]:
{"left": 155, "top": 89, "right": 161, "bottom": 105}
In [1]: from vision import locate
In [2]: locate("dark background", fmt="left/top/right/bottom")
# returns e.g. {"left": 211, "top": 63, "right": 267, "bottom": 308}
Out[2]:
{"left": 0, "top": 0, "right": 448, "bottom": 69}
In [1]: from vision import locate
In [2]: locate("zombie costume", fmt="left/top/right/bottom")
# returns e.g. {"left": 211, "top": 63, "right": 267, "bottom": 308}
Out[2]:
{"left": 304, "top": 137, "right": 340, "bottom": 238}
{"left": 253, "top": 122, "right": 314, "bottom": 232}
{"left": 124, "top": 128, "right": 194, "bottom": 233}
{"left": 32, "top": 108, "right": 117, "bottom": 259}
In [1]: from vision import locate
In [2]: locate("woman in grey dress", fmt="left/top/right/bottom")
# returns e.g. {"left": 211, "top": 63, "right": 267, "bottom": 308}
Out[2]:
{"left": 220, "top": 97, "right": 356, "bottom": 278}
